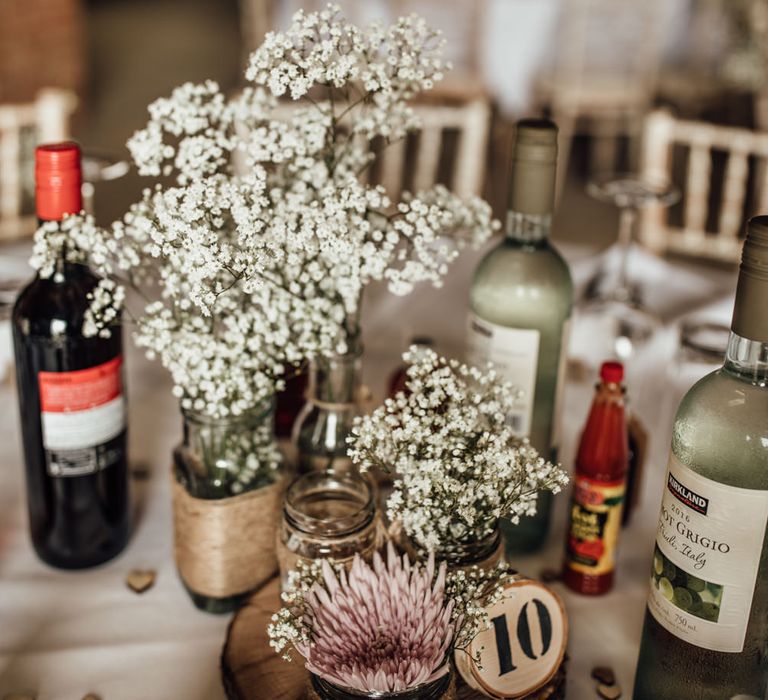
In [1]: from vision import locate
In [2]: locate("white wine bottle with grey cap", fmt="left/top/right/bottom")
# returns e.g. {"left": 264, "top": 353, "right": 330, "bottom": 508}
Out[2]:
{"left": 633, "top": 216, "right": 768, "bottom": 699}
{"left": 467, "top": 119, "right": 573, "bottom": 554}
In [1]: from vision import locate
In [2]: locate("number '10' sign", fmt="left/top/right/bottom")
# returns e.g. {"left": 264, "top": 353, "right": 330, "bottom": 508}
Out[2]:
{"left": 455, "top": 580, "right": 568, "bottom": 699}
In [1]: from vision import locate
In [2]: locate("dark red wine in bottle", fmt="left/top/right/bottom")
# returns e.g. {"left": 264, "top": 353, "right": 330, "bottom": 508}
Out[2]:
{"left": 12, "top": 142, "right": 130, "bottom": 569}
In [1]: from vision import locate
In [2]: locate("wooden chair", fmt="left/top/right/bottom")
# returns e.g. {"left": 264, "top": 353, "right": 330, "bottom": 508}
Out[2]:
{"left": 533, "top": 0, "right": 666, "bottom": 199}
{"left": 0, "top": 88, "right": 77, "bottom": 241}
{"left": 375, "top": 96, "right": 491, "bottom": 200}
{"left": 638, "top": 109, "right": 768, "bottom": 264}
{"left": 263, "top": 92, "right": 491, "bottom": 200}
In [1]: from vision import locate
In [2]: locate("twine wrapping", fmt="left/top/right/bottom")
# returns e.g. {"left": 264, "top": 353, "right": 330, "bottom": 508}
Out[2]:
{"left": 171, "top": 473, "right": 283, "bottom": 599}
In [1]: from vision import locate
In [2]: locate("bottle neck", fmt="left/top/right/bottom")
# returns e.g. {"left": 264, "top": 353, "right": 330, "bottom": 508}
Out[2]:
{"left": 310, "top": 350, "right": 362, "bottom": 406}
{"left": 722, "top": 332, "right": 768, "bottom": 386}
{"left": 506, "top": 210, "right": 552, "bottom": 243}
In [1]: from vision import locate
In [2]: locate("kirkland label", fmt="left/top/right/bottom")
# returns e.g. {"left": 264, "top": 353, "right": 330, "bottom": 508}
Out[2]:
{"left": 38, "top": 356, "right": 126, "bottom": 477}
{"left": 466, "top": 314, "right": 539, "bottom": 437}
{"left": 647, "top": 455, "right": 768, "bottom": 652}
{"left": 566, "top": 476, "right": 625, "bottom": 576}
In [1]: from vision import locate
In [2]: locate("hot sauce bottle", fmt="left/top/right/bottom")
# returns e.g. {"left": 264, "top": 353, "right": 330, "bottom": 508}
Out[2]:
{"left": 563, "top": 361, "right": 629, "bottom": 595}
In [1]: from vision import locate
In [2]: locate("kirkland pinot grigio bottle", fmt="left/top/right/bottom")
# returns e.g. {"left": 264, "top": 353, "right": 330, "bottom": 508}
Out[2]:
{"left": 12, "top": 142, "right": 130, "bottom": 569}
{"left": 633, "top": 216, "right": 768, "bottom": 699}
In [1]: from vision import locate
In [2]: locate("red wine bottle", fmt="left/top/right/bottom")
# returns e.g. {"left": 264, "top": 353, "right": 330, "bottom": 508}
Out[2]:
{"left": 12, "top": 142, "right": 130, "bottom": 569}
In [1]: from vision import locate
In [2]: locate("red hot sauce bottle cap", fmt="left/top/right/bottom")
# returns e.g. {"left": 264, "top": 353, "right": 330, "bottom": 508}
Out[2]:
{"left": 600, "top": 361, "right": 624, "bottom": 384}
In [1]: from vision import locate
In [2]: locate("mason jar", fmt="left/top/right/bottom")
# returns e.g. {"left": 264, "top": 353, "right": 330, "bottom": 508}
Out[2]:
{"left": 277, "top": 470, "right": 378, "bottom": 588}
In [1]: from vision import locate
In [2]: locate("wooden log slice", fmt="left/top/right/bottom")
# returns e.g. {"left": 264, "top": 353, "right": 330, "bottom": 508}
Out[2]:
{"left": 221, "top": 578, "right": 565, "bottom": 700}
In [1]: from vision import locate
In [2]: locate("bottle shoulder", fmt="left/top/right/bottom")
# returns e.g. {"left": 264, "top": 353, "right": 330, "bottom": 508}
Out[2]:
{"left": 472, "top": 238, "right": 573, "bottom": 289}
{"left": 672, "top": 368, "right": 768, "bottom": 488}
{"left": 469, "top": 238, "right": 573, "bottom": 326}
{"left": 13, "top": 269, "right": 98, "bottom": 338}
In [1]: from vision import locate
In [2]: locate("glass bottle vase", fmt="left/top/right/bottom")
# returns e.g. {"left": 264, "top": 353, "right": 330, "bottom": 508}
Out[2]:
{"left": 293, "top": 347, "right": 362, "bottom": 475}
{"left": 172, "top": 399, "right": 282, "bottom": 613}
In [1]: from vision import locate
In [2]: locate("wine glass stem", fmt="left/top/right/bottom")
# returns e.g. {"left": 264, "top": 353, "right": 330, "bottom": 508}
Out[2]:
{"left": 616, "top": 206, "right": 636, "bottom": 301}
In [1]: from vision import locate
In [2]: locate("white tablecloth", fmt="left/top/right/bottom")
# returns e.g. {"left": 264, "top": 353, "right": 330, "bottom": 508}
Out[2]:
{"left": 0, "top": 241, "right": 737, "bottom": 700}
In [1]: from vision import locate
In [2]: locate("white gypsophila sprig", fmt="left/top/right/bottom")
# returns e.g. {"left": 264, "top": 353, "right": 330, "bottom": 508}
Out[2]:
{"left": 31, "top": 6, "right": 500, "bottom": 485}
{"left": 121, "top": 5, "right": 497, "bottom": 339}
{"left": 347, "top": 348, "right": 569, "bottom": 555}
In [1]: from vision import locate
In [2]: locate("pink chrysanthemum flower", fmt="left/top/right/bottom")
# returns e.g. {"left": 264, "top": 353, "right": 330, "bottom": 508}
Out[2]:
{"left": 296, "top": 544, "right": 454, "bottom": 693}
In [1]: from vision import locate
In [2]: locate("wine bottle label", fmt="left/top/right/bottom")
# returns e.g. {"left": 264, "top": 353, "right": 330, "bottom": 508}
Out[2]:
{"left": 565, "top": 476, "right": 625, "bottom": 575}
{"left": 466, "top": 314, "right": 540, "bottom": 437}
{"left": 647, "top": 455, "right": 768, "bottom": 652}
{"left": 38, "top": 356, "right": 126, "bottom": 477}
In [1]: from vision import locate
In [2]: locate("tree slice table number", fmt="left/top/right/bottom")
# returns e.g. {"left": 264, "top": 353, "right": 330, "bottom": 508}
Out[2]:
{"left": 455, "top": 579, "right": 568, "bottom": 699}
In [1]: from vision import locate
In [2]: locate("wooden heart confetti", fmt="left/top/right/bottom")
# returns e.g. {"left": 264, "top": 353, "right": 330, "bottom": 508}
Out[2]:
{"left": 126, "top": 569, "right": 156, "bottom": 594}
{"left": 597, "top": 682, "right": 622, "bottom": 699}
{"left": 591, "top": 666, "right": 616, "bottom": 685}
{"left": 539, "top": 568, "right": 562, "bottom": 583}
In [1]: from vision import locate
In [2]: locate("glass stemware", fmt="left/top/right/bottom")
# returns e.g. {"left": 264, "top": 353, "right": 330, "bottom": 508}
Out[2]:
{"left": 576, "top": 173, "right": 680, "bottom": 361}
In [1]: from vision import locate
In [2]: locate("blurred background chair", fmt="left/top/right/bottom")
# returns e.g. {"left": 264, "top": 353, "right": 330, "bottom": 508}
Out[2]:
{"left": 374, "top": 96, "right": 492, "bottom": 200}
{"left": 639, "top": 109, "right": 768, "bottom": 264}
{"left": 532, "top": 0, "right": 666, "bottom": 199}
{"left": 0, "top": 88, "right": 77, "bottom": 241}
{"left": 264, "top": 90, "right": 491, "bottom": 201}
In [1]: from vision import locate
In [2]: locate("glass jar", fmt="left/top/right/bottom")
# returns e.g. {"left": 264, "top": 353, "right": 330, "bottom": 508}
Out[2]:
{"left": 277, "top": 471, "right": 378, "bottom": 587}
{"left": 174, "top": 400, "right": 280, "bottom": 498}
{"left": 308, "top": 671, "right": 454, "bottom": 700}
{"left": 432, "top": 527, "right": 503, "bottom": 574}
{"left": 293, "top": 345, "right": 362, "bottom": 474}
{"left": 172, "top": 399, "right": 282, "bottom": 613}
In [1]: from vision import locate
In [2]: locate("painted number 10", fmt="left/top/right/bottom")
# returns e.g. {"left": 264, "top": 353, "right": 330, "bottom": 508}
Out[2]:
{"left": 491, "top": 599, "right": 553, "bottom": 676}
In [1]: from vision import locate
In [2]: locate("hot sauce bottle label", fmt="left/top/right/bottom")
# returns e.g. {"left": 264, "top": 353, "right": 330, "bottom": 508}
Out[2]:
{"left": 38, "top": 356, "right": 126, "bottom": 477}
{"left": 565, "top": 476, "right": 625, "bottom": 575}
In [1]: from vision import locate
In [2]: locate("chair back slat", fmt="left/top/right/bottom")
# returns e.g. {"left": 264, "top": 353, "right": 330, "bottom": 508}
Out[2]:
{"left": 380, "top": 137, "right": 406, "bottom": 199}
{"left": 684, "top": 142, "right": 711, "bottom": 233}
{"left": 412, "top": 125, "right": 442, "bottom": 194}
{"left": 718, "top": 146, "right": 749, "bottom": 239}
{"left": 0, "top": 116, "right": 23, "bottom": 221}
{"left": 639, "top": 109, "right": 768, "bottom": 264}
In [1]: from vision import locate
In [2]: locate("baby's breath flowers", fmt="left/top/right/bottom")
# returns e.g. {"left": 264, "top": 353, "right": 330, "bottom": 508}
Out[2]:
{"left": 29, "top": 6, "right": 498, "bottom": 491}
{"left": 268, "top": 543, "right": 509, "bottom": 693}
{"left": 347, "top": 348, "right": 569, "bottom": 555}
{"left": 124, "top": 3, "right": 498, "bottom": 344}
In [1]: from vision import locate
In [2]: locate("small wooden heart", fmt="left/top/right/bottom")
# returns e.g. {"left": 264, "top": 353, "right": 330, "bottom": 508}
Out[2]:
{"left": 82, "top": 694, "right": 102, "bottom": 700}
{"left": 591, "top": 666, "right": 616, "bottom": 686}
{"left": 126, "top": 569, "right": 156, "bottom": 594}
{"left": 597, "top": 683, "right": 622, "bottom": 699}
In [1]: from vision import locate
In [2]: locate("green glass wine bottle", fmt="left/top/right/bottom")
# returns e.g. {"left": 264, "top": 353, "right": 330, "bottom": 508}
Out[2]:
{"left": 467, "top": 119, "right": 573, "bottom": 554}
{"left": 633, "top": 216, "right": 768, "bottom": 699}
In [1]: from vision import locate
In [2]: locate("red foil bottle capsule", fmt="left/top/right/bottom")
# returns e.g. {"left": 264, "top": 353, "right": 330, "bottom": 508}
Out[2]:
{"left": 563, "top": 361, "right": 629, "bottom": 595}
